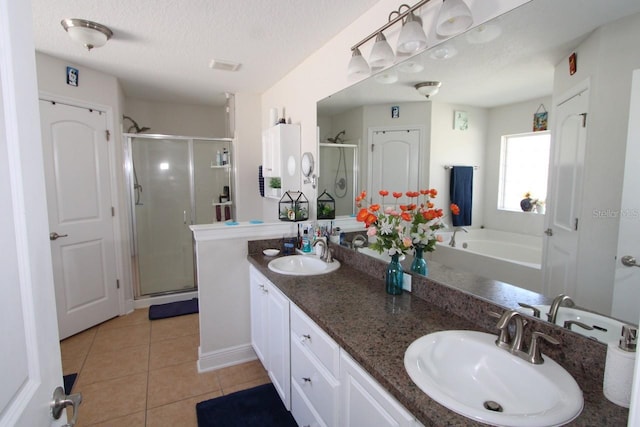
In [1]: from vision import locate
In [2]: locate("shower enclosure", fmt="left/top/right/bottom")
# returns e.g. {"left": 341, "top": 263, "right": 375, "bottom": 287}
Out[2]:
{"left": 318, "top": 141, "right": 359, "bottom": 216}
{"left": 124, "top": 134, "right": 234, "bottom": 298}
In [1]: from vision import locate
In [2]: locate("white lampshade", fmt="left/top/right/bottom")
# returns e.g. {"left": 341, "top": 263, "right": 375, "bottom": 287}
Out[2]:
{"left": 436, "top": 0, "right": 473, "bottom": 37}
{"left": 397, "top": 12, "right": 427, "bottom": 54}
{"left": 369, "top": 33, "right": 395, "bottom": 70}
{"left": 347, "top": 48, "right": 370, "bottom": 78}
{"left": 61, "top": 18, "right": 113, "bottom": 51}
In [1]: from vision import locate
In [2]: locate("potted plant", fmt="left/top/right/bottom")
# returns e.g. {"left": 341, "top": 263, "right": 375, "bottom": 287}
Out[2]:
{"left": 269, "top": 177, "right": 281, "bottom": 197}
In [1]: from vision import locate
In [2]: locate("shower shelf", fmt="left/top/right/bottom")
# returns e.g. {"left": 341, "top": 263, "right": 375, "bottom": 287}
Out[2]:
{"left": 210, "top": 164, "right": 231, "bottom": 169}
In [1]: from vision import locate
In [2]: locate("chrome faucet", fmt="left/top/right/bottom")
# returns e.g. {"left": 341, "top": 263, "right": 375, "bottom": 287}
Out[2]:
{"left": 547, "top": 294, "right": 575, "bottom": 324}
{"left": 313, "top": 240, "right": 334, "bottom": 263}
{"left": 494, "top": 309, "right": 560, "bottom": 364}
{"left": 449, "top": 227, "right": 468, "bottom": 247}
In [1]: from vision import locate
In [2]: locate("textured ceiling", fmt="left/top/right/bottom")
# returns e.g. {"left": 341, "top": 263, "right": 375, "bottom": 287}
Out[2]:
{"left": 318, "top": 0, "right": 640, "bottom": 113}
{"left": 31, "top": 0, "right": 380, "bottom": 106}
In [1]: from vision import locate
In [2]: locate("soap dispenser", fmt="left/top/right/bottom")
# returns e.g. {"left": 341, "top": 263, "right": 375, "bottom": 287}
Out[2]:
{"left": 603, "top": 325, "right": 637, "bottom": 407}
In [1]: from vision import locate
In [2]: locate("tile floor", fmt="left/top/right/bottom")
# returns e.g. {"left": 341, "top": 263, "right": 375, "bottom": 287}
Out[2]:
{"left": 60, "top": 308, "right": 270, "bottom": 426}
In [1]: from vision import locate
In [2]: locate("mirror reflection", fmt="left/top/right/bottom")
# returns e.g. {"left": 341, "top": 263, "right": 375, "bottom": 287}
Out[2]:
{"left": 318, "top": 0, "right": 640, "bottom": 332}
{"left": 318, "top": 131, "right": 359, "bottom": 216}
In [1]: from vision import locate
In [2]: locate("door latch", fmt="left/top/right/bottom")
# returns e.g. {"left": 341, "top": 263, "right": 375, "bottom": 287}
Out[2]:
{"left": 49, "top": 232, "right": 69, "bottom": 241}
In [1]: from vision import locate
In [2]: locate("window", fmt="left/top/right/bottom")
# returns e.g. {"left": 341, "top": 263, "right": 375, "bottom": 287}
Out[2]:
{"left": 498, "top": 132, "right": 551, "bottom": 212}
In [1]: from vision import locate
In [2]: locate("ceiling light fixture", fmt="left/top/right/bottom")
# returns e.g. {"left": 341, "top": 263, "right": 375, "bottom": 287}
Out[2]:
{"left": 348, "top": 0, "right": 473, "bottom": 79}
{"left": 436, "top": 0, "right": 473, "bottom": 37}
{"left": 61, "top": 18, "right": 113, "bottom": 51}
{"left": 415, "top": 81, "right": 442, "bottom": 98}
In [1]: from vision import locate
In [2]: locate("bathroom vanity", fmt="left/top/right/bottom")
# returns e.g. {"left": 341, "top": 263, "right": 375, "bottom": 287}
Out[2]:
{"left": 247, "top": 240, "right": 629, "bottom": 426}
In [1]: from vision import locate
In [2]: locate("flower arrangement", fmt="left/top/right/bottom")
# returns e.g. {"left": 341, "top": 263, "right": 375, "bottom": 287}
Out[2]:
{"left": 356, "top": 189, "right": 459, "bottom": 256}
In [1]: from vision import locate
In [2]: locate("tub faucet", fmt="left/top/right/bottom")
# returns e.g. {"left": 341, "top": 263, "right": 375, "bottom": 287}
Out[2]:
{"left": 547, "top": 294, "right": 575, "bottom": 324}
{"left": 449, "top": 227, "right": 468, "bottom": 247}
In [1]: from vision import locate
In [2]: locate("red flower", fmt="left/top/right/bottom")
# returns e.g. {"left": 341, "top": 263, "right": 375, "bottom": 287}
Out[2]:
{"left": 406, "top": 191, "right": 420, "bottom": 198}
{"left": 370, "top": 204, "right": 380, "bottom": 212}
{"left": 401, "top": 212, "right": 412, "bottom": 222}
{"left": 420, "top": 189, "right": 429, "bottom": 195}
{"left": 365, "top": 213, "right": 377, "bottom": 227}
{"left": 356, "top": 208, "right": 369, "bottom": 222}
{"left": 450, "top": 203, "right": 460, "bottom": 215}
{"left": 392, "top": 192, "right": 403, "bottom": 199}
{"left": 400, "top": 204, "right": 409, "bottom": 211}
{"left": 429, "top": 189, "right": 438, "bottom": 198}
{"left": 379, "top": 190, "right": 389, "bottom": 197}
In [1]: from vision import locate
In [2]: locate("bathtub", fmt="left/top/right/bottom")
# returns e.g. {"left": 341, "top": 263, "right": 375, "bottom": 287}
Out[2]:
{"left": 430, "top": 229, "right": 543, "bottom": 294}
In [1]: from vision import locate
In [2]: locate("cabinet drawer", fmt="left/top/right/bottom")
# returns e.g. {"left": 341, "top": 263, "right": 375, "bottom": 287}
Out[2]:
{"left": 291, "top": 337, "right": 339, "bottom": 427}
{"left": 291, "top": 304, "right": 340, "bottom": 376}
{"left": 292, "top": 380, "right": 325, "bottom": 427}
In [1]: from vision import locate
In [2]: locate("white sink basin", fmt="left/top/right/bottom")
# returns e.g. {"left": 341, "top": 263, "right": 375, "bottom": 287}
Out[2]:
{"left": 523, "top": 305, "right": 629, "bottom": 344}
{"left": 404, "top": 330, "right": 583, "bottom": 426}
{"left": 268, "top": 255, "right": 340, "bottom": 276}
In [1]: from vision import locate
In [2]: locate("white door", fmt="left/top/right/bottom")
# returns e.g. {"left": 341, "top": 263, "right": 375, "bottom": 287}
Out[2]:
{"left": 612, "top": 69, "right": 640, "bottom": 324}
{"left": 369, "top": 128, "right": 420, "bottom": 205}
{"left": 40, "top": 100, "right": 119, "bottom": 339}
{"left": 543, "top": 85, "right": 589, "bottom": 299}
{"left": 0, "top": 0, "right": 67, "bottom": 424}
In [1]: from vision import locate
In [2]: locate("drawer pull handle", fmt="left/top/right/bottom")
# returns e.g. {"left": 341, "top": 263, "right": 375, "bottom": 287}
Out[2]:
{"left": 302, "top": 377, "right": 312, "bottom": 383}
{"left": 301, "top": 334, "right": 311, "bottom": 343}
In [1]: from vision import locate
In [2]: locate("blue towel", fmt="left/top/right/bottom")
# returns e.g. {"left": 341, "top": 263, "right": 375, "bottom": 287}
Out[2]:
{"left": 450, "top": 166, "right": 473, "bottom": 226}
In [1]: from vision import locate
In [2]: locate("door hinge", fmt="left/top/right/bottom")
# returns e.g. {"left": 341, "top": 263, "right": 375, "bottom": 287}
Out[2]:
{"left": 106, "top": 130, "right": 111, "bottom": 141}
{"left": 574, "top": 218, "right": 579, "bottom": 231}
{"left": 371, "top": 144, "right": 374, "bottom": 152}
{"left": 579, "top": 113, "right": 587, "bottom": 128}
{"left": 116, "top": 279, "right": 120, "bottom": 289}
{"left": 111, "top": 206, "right": 115, "bottom": 217}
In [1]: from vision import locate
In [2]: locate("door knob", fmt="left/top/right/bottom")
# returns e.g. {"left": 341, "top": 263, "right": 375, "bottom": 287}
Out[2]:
{"left": 51, "top": 386, "right": 82, "bottom": 426}
{"left": 621, "top": 255, "right": 640, "bottom": 268}
{"left": 49, "top": 232, "right": 69, "bottom": 241}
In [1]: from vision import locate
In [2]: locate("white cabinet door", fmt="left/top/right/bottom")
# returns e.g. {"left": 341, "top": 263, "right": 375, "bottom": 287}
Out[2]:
{"left": 267, "top": 282, "right": 291, "bottom": 410}
{"left": 340, "top": 351, "right": 419, "bottom": 427}
{"left": 249, "top": 266, "right": 268, "bottom": 364}
{"left": 262, "top": 127, "right": 280, "bottom": 178}
{"left": 249, "top": 266, "right": 291, "bottom": 410}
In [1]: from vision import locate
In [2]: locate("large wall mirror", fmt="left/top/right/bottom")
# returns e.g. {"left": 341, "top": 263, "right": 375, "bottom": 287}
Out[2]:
{"left": 317, "top": 0, "right": 640, "bottom": 331}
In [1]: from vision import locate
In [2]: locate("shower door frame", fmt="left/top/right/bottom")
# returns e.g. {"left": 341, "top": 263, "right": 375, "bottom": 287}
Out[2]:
{"left": 319, "top": 142, "right": 359, "bottom": 216}
{"left": 124, "top": 133, "right": 234, "bottom": 299}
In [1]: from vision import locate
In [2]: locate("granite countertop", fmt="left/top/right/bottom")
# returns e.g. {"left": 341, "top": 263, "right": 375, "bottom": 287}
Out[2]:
{"left": 247, "top": 243, "right": 629, "bottom": 426}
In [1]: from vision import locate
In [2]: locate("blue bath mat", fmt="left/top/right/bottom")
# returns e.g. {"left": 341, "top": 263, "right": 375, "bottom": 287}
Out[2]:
{"left": 148, "top": 298, "right": 198, "bottom": 320}
{"left": 196, "top": 383, "right": 296, "bottom": 427}
{"left": 63, "top": 373, "right": 77, "bottom": 395}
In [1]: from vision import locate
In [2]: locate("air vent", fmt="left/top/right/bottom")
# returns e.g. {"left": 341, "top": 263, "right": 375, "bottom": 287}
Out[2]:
{"left": 208, "top": 59, "right": 241, "bottom": 72}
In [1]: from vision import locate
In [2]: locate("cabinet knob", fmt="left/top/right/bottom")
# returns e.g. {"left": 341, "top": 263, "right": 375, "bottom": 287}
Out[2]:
{"left": 301, "top": 334, "right": 311, "bottom": 343}
{"left": 302, "top": 377, "right": 312, "bottom": 383}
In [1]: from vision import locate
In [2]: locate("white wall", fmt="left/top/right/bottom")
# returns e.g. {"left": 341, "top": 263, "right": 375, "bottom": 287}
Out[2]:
{"left": 124, "top": 97, "right": 225, "bottom": 137}
{"left": 430, "top": 102, "right": 487, "bottom": 228}
{"left": 552, "top": 12, "right": 640, "bottom": 314}
{"left": 483, "top": 96, "right": 551, "bottom": 235}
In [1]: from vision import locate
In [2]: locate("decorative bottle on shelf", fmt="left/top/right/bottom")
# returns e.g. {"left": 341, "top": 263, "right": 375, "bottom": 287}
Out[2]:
{"left": 386, "top": 254, "right": 404, "bottom": 295}
{"left": 222, "top": 148, "right": 229, "bottom": 165}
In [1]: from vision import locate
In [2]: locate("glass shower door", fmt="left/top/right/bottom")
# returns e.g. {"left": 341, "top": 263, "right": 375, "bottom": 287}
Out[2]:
{"left": 131, "top": 137, "right": 195, "bottom": 296}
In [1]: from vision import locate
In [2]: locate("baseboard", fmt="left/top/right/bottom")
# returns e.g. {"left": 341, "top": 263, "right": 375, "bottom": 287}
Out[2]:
{"left": 197, "top": 343, "right": 257, "bottom": 373}
{"left": 133, "top": 290, "right": 198, "bottom": 309}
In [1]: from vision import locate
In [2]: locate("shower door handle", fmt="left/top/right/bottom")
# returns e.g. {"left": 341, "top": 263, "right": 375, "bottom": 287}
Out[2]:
{"left": 183, "top": 210, "right": 187, "bottom": 225}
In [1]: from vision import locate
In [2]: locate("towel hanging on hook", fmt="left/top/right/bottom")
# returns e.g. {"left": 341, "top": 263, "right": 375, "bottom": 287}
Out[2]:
{"left": 533, "top": 104, "right": 548, "bottom": 132}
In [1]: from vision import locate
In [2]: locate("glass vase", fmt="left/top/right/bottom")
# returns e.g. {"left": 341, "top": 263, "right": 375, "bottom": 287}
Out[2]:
{"left": 410, "top": 246, "right": 428, "bottom": 276}
{"left": 386, "top": 254, "right": 404, "bottom": 295}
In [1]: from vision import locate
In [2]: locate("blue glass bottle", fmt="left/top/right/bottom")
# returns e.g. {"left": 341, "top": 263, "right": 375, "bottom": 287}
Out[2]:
{"left": 386, "top": 254, "right": 404, "bottom": 295}
{"left": 410, "top": 245, "right": 428, "bottom": 276}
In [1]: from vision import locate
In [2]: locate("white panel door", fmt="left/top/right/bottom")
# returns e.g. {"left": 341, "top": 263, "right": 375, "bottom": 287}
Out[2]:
{"left": 370, "top": 128, "right": 420, "bottom": 205}
{"left": 40, "top": 100, "right": 119, "bottom": 339}
{"left": 612, "top": 69, "right": 640, "bottom": 324}
{"left": 0, "top": 0, "right": 67, "bottom": 423}
{"left": 543, "top": 86, "right": 588, "bottom": 299}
